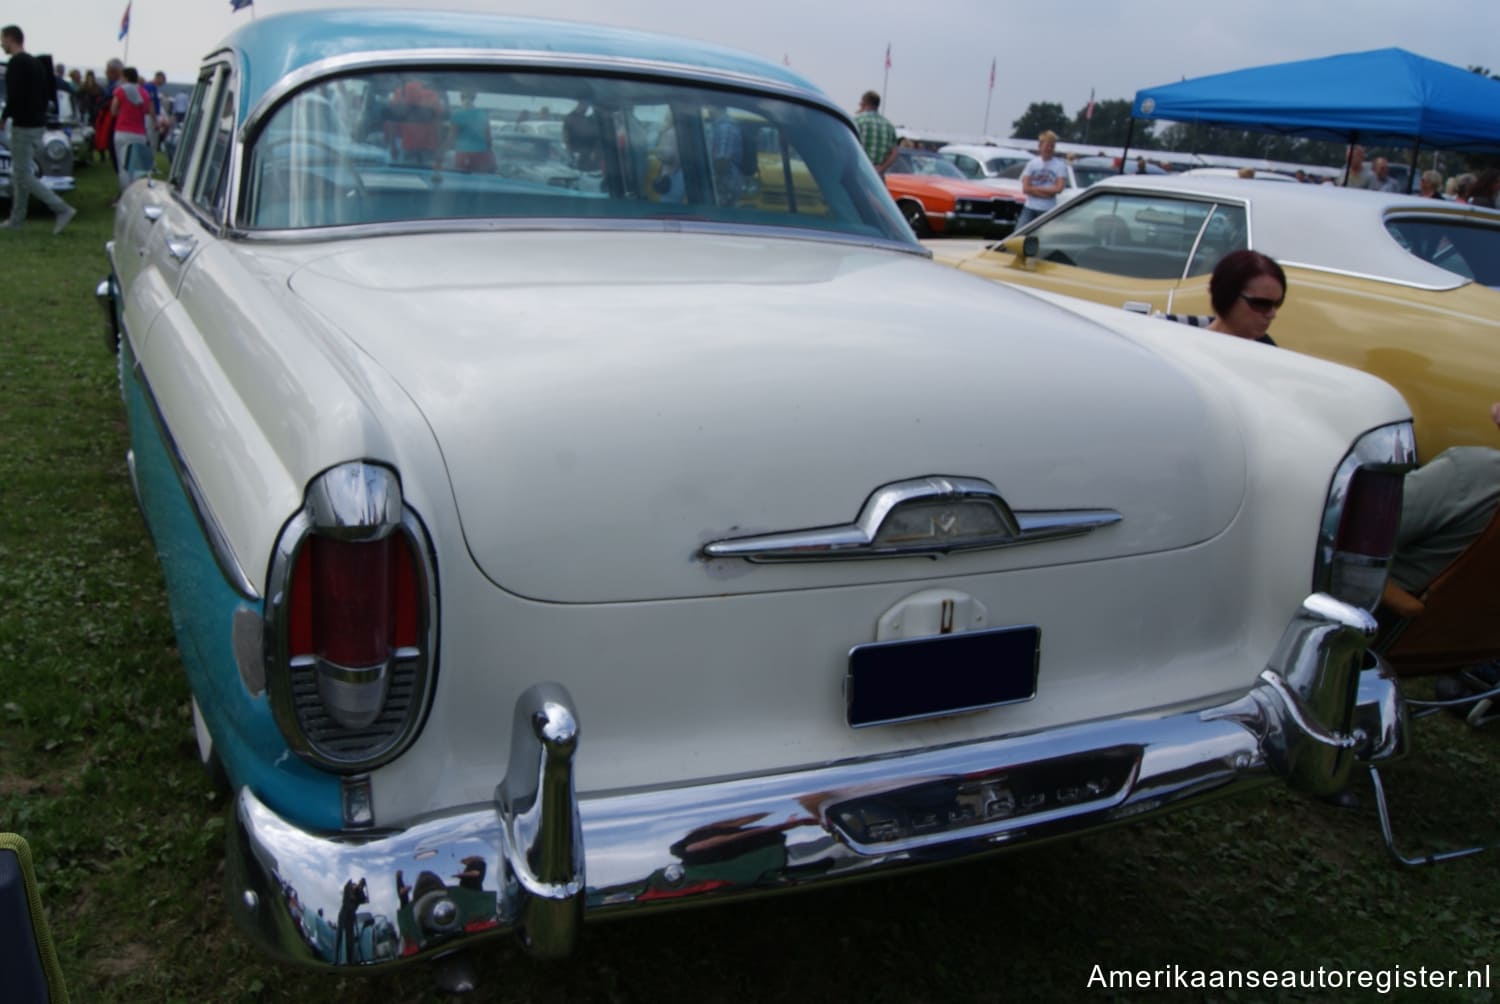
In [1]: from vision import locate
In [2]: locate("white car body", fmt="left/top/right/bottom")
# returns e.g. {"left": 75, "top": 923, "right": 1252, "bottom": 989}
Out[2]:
{"left": 99, "top": 9, "right": 1414, "bottom": 976}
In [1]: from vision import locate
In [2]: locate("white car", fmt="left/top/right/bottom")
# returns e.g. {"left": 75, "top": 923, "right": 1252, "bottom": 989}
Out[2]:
{"left": 939, "top": 143, "right": 1033, "bottom": 184}
{"left": 98, "top": 8, "right": 1414, "bottom": 982}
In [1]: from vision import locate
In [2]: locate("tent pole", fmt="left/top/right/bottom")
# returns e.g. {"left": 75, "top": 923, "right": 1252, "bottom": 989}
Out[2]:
{"left": 1407, "top": 139, "right": 1420, "bottom": 194}
{"left": 1119, "top": 118, "right": 1135, "bottom": 174}
{"left": 1341, "top": 131, "right": 1357, "bottom": 186}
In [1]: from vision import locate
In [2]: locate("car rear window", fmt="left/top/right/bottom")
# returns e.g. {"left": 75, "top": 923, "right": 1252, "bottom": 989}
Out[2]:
{"left": 240, "top": 69, "right": 910, "bottom": 243}
{"left": 1385, "top": 216, "right": 1500, "bottom": 287}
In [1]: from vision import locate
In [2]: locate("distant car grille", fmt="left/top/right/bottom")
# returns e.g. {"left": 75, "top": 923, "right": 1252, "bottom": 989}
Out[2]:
{"left": 992, "top": 200, "right": 1021, "bottom": 222}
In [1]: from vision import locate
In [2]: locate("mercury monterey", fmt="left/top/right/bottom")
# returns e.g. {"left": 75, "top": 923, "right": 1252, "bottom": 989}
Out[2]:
{"left": 99, "top": 9, "right": 1416, "bottom": 980}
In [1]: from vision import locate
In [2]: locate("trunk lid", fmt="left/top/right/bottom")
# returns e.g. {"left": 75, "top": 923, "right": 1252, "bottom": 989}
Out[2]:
{"left": 288, "top": 231, "right": 1245, "bottom": 602}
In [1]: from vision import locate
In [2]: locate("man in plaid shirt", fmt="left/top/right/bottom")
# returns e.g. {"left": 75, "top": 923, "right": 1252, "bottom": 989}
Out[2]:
{"left": 854, "top": 91, "right": 898, "bottom": 175}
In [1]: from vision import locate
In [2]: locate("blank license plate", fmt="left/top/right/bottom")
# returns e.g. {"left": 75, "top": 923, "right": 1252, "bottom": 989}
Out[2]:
{"left": 846, "top": 625, "right": 1039, "bottom": 728}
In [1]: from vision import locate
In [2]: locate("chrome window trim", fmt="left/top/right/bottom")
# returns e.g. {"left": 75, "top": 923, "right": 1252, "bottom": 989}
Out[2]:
{"left": 130, "top": 359, "right": 260, "bottom": 600}
{"left": 704, "top": 476, "right": 1120, "bottom": 562}
{"left": 263, "top": 461, "right": 441, "bottom": 773}
{"left": 1272, "top": 258, "right": 1467, "bottom": 293}
{"left": 239, "top": 49, "right": 849, "bottom": 142}
{"left": 171, "top": 63, "right": 228, "bottom": 198}
{"left": 227, "top": 216, "right": 930, "bottom": 257}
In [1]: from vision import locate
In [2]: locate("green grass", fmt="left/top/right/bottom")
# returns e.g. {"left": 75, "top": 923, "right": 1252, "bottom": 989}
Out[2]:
{"left": 2, "top": 160, "right": 1499, "bottom": 1003}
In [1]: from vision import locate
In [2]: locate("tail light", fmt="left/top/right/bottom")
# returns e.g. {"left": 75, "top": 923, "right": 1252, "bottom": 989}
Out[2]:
{"left": 1315, "top": 423, "right": 1416, "bottom": 610}
{"left": 267, "top": 462, "right": 437, "bottom": 772}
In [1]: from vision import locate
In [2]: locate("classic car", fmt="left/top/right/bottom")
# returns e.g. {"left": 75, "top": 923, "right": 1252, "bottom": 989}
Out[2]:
{"left": 884, "top": 148, "right": 1022, "bottom": 237}
{"left": 0, "top": 67, "right": 78, "bottom": 202}
{"left": 938, "top": 143, "right": 1033, "bottom": 183}
{"left": 98, "top": 8, "right": 1416, "bottom": 985}
{"left": 929, "top": 174, "right": 1500, "bottom": 460}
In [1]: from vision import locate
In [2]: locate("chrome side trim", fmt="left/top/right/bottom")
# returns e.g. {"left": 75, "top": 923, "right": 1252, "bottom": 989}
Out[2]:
{"left": 240, "top": 49, "right": 847, "bottom": 141}
{"left": 227, "top": 598, "right": 1404, "bottom": 969}
{"left": 703, "top": 476, "right": 1120, "bottom": 561}
{"left": 129, "top": 359, "right": 260, "bottom": 600}
{"left": 229, "top": 215, "right": 929, "bottom": 258}
{"left": 1274, "top": 258, "right": 1468, "bottom": 293}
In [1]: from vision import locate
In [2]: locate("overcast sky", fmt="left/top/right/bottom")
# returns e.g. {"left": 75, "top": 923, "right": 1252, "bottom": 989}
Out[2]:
{"left": 17, "top": 0, "right": 1500, "bottom": 139}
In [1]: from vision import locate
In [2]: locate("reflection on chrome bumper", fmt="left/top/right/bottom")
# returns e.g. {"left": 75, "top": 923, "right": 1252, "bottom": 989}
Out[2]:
{"left": 227, "top": 593, "right": 1405, "bottom": 970}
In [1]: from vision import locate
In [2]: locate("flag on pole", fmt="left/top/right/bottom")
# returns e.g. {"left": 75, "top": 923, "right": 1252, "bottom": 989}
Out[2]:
{"left": 988, "top": 58, "right": 996, "bottom": 91}
{"left": 231, "top": 0, "right": 254, "bottom": 10}
{"left": 1084, "top": 87, "right": 1096, "bottom": 121}
{"left": 118, "top": 3, "right": 131, "bottom": 40}
{"left": 884, "top": 44, "right": 891, "bottom": 70}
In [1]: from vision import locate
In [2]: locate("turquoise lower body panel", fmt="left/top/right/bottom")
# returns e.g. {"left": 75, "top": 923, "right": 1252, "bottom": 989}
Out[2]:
{"left": 121, "top": 334, "right": 343, "bottom": 832}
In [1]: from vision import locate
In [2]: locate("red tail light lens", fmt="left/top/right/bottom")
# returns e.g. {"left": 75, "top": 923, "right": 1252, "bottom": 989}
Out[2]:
{"left": 1334, "top": 469, "right": 1404, "bottom": 558}
{"left": 286, "top": 533, "right": 420, "bottom": 667}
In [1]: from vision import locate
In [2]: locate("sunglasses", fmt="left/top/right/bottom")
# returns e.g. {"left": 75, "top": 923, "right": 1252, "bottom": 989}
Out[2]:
{"left": 1239, "top": 294, "right": 1284, "bottom": 314}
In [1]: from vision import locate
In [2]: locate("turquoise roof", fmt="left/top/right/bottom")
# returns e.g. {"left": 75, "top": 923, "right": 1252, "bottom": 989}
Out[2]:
{"left": 218, "top": 9, "right": 824, "bottom": 119}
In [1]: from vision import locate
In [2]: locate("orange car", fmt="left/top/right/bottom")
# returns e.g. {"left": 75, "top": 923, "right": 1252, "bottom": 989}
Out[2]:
{"left": 884, "top": 149, "right": 1022, "bottom": 237}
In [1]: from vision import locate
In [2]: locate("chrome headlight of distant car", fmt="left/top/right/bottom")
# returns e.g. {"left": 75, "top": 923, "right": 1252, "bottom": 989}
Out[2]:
{"left": 1314, "top": 421, "right": 1417, "bottom": 611}
{"left": 40, "top": 136, "right": 72, "bottom": 175}
{"left": 954, "top": 199, "right": 981, "bottom": 214}
{"left": 265, "top": 461, "right": 439, "bottom": 772}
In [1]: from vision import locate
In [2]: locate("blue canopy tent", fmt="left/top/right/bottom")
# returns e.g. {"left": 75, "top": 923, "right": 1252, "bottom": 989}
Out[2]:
{"left": 1124, "top": 48, "right": 1500, "bottom": 187}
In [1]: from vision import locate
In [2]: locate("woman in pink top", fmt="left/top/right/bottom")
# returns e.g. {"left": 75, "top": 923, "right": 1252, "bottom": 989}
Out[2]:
{"left": 109, "top": 66, "right": 156, "bottom": 193}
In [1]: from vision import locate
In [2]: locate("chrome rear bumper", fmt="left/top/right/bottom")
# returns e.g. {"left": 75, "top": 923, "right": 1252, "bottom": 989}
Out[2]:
{"left": 227, "top": 593, "right": 1405, "bottom": 969}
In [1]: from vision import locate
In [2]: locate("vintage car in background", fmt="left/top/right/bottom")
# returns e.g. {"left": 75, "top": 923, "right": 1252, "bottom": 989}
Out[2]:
{"left": 98, "top": 8, "right": 1416, "bottom": 984}
{"left": 938, "top": 142, "right": 1032, "bottom": 183}
{"left": 929, "top": 175, "right": 1500, "bottom": 461}
{"left": 884, "top": 148, "right": 1022, "bottom": 236}
{"left": 0, "top": 67, "right": 78, "bottom": 202}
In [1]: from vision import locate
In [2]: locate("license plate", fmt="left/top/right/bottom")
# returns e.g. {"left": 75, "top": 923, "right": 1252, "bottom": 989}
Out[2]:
{"left": 846, "top": 625, "right": 1039, "bottom": 728}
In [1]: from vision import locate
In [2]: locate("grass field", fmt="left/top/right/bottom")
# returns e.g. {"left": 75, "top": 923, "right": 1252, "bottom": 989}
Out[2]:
{"left": 2, "top": 159, "right": 1498, "bottom": 1003}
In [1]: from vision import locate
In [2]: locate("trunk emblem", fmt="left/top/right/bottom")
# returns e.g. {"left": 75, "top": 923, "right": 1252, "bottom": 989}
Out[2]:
{"left": 703, "top": 476, "right": 1120, "bottom": 562}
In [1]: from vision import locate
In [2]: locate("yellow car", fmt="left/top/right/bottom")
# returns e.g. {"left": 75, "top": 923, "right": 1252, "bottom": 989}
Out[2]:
{"left": 930, "top": 175, "right": 1500, "bottom": 461}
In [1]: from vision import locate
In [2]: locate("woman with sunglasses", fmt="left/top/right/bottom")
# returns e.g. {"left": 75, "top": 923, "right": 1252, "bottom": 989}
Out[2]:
{"left": 1159, "top": 249, "right": 1285, "bottom": 345}
{"left": 1206, "top": 249, "right": 1285, "bottom": 345}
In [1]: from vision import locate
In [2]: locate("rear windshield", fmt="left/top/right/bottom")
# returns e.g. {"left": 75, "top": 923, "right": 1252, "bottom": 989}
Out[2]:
{"left": 241, "top": 68, "right": 912, "bottom": 243}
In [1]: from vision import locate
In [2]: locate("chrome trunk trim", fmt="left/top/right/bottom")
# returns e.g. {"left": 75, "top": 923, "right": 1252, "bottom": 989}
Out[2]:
{"left": 704, "top": 476, "right": 1120, "bottom": 561}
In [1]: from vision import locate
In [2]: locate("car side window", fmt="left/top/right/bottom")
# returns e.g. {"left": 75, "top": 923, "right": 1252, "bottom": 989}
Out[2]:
{"left": 1185, "top": 204, "right": 1248, "bottom": 277}
{"left": 169, "top": 69, "right": 217, "bottom": 192}
{"left": 193, "top": 76, "right": 236, "bottom": 218}
{"left": 952, "top": 155, "right": 980, "bottom": 179}
{"left": 1026, "top": 193, "right": 1220, "bottom": 281}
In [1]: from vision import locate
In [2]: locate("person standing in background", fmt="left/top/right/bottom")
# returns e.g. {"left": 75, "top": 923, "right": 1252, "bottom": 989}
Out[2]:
{"left": 1016, "top": 130, "right": 1067, "bottom": 228}
{"left": 853, "top": 90, "right": 897, "bottom": 175}
{"left": 0, "top": 25, "right": 76, "bottom": 233}
{"left": 109, "top": 66, "right": 156, "bottom": 193}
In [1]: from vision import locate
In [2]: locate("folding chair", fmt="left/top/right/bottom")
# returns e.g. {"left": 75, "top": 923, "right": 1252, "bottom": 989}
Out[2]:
{"left": 1365, "top": 503, "right": 1500, "bottom": 865}
{"left": 0, "top": 834, "right": 70, "bottom": 1003}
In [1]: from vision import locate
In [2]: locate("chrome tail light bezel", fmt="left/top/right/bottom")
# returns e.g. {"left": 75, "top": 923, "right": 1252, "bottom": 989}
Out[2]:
{"left": 1313, "top": 421, "right": 1417, "bottom": 611}
{"left": 264, "top": 461, "right": 439, "bottom": 773}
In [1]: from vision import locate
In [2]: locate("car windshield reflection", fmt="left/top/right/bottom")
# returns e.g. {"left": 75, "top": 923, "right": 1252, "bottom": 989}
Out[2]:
{"left": 242, "top": 69, "right": 910, "bottom": 243}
